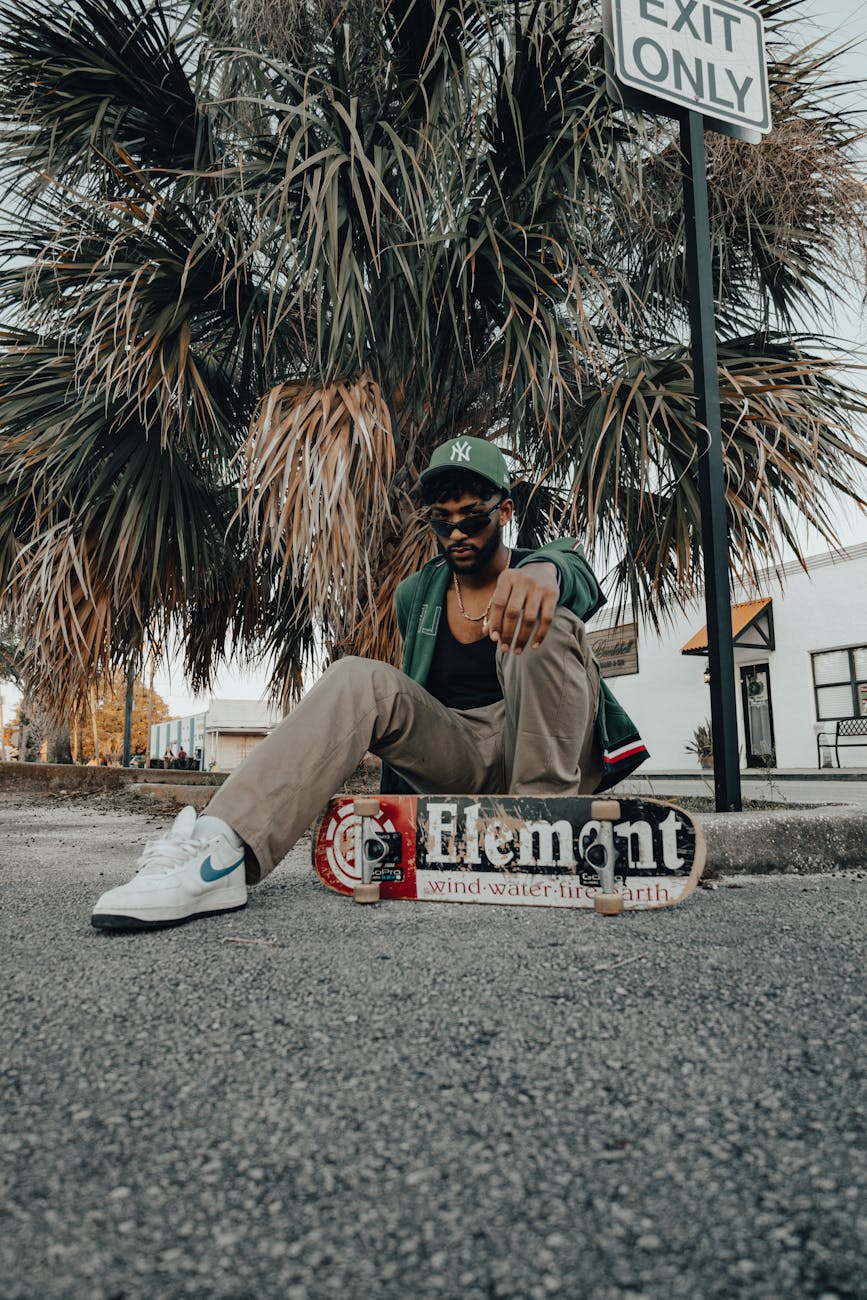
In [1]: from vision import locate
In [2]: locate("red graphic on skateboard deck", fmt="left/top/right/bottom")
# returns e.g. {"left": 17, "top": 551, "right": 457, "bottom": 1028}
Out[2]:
{"left": 316, "top": 797, "right": 419, "bottom": 900}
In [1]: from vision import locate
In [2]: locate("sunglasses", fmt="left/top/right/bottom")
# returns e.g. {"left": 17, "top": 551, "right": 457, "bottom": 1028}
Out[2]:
{"left": 427, "top": 500, "right": 501, "bottom": 538}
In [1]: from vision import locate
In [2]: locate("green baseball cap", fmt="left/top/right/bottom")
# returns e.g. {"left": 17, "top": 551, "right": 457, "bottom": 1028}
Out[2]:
{"left": 419, "top": 436, "right": 511, "bottom": 495}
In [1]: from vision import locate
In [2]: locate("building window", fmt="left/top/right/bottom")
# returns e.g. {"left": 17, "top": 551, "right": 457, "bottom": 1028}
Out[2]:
{"left": 812, "top": 646, "right": 867, "bottom": 720}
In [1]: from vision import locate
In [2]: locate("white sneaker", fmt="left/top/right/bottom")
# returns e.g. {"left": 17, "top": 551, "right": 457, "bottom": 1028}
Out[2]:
{"left": 91, "top": 806, "right": 248, "bottom": 930}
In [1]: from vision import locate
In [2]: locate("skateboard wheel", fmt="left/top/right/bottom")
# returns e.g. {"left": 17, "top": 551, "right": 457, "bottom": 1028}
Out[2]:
{"left": 591, "top": 800, "right": 621, "bottom": 821}
{"left": 594, "top": 892, "right": 624, "bottom": 916}
{"left": 354, "top": 798, "right": 381, "bottom": 816}
{"left": 353, "top": 882, "right": 381, "bottom": 904}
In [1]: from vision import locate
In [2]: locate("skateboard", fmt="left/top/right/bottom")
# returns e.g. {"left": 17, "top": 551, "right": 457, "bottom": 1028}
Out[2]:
{"left": 313, "top": 795, "right": 705, "bottom": 914}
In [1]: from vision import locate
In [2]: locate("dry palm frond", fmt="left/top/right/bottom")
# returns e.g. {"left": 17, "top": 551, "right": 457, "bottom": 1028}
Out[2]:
{"left": 227, "top": 0, "right": 388, "bottom": 68}
{"left": 715, "top": 353, "right": 867, "bottom": 588}
{"left": 239, "top": 374, "right": 396, "bottom": 642}
{"left": 14, "top": 526, "right": 115, "bottom": 708}
{"left": 226, "top": 0, "right": 314, "bottom": 55}
{"left": 624, "top": 37, "right": 867, "bottom": 336}
{"left": 557, "top": 340, "right": 867, "bottom": 627}
{"left": 344, "top": 498, "right": 435, "bottom": 664}
{"left": 707, "top": 112, "right": 867, "bottom": 292}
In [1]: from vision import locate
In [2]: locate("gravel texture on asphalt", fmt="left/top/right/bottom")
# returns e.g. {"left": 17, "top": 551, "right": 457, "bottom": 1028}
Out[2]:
{"left": 1, "top": 795, "right": 865, "bottom": 1300}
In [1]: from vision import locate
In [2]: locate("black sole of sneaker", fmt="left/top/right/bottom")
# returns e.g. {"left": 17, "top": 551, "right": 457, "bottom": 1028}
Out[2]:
{"left": 91, "top": 901, "right": 248, "bottom": 931}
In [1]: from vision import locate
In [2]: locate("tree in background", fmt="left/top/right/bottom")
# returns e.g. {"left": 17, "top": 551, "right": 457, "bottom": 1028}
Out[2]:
{"left": 10, "top": 674, "right": 170, "bottom": 762}
{"left": 0, "top": 617, "right": 20, "bottom": 759}
{"left": 0, "top": 0, "right": 864, "bottom": 717}
{"left": 0, "top": 616, "right": 22, "bottom": 687}
{"left": 6, "top": 700, "right": 68, "bottom": 762}
{"left": 76, "top": 673, "right": 171, "bottom": 763}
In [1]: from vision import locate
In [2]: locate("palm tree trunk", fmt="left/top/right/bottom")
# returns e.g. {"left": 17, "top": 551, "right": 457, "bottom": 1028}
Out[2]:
{"left": 89, "top": 682, "right": 100, "bottom": 764}
{"left": 122, "top": 661, "right": 135, "bottom": 767}
{"left": 145, "top": 648, "right": 155, "bottom": 766}
{"left": 48, "top": 723, "right": 73, "bottom": 764}
{"left": 19, "top": 691, "right": 31, "bottom": 762}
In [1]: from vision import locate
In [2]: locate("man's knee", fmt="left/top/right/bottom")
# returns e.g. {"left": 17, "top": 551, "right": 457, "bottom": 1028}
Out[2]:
{"left": 502, "top": 608, "right": 590, "bottom": 679}
{"left": 325, "top": 654, "right": 378, "bottom": 684}
{"left": 547, "top": 607, "right": 588, "bottom": 649}
{"left": 323, "top": 654, "right": 405, "bottom": 699}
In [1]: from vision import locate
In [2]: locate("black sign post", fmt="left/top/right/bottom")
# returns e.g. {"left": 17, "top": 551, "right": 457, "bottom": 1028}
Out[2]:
{"left": 680, "top": 110, "right": 741, "bottom": 811}
{"left": 603, "top": 0, "right": 771, "bottom": 811}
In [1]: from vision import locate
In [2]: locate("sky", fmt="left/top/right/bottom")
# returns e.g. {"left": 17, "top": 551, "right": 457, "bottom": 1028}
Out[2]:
{"left": 2, "top": 0, "right": 866, "bottom": 723}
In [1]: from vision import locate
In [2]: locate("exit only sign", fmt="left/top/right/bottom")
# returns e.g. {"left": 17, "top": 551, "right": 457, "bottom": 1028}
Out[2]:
{"left": 607, "top": 0, "right": 771, "bottom": 137}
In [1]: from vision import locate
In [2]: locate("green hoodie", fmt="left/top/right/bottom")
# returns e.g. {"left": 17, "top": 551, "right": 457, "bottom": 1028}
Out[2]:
{"left": 381, "top": 538, "right": 649, "bottom": 794}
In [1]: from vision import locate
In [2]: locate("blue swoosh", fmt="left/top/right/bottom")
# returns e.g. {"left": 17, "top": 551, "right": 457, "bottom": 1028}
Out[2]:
{"left": 200, "top": 853, "right": 244, "bottom": 883}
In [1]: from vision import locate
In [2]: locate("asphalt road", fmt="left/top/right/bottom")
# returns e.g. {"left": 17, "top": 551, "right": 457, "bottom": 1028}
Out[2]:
{"left": 1, "top": 795, "right": 865, "bottom": 1300}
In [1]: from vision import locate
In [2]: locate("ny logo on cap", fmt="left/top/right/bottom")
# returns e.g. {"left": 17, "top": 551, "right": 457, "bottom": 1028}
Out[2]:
{"left": 450, "top": 439, "right": 472, "bottom": 464}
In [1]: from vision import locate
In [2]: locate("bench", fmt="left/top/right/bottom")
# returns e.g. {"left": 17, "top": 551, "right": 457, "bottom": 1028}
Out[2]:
{"left": 816, "top": 717, "right": 867, "bottom": 767}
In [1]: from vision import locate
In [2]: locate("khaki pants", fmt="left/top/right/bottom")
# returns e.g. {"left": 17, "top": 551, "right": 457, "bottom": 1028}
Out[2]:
{"left": 207, "top": 608, "right": 602, "bottom": 883}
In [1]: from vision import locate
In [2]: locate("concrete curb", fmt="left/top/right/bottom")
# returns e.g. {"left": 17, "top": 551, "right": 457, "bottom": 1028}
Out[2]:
{"left": 701, "top": 805, "right": 867, "bottom": 875}
{"left": 130, "top": 783, "right": 215, "bottom": 810}
{"left": 0, "top": 761, "right": 225, "bottom": 793}
{"left": 122, "top": 796, "right": 866, "bottom": 875}
{"left": 631, "top": 769, "right": 867, "bottom": 782}
{"left": 3, "top": 763, "right": 864, "bottom": 875}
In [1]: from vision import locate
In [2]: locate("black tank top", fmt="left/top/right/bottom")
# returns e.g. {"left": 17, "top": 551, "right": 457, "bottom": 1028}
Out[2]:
{"left": 424, "top": 616, "right": 502, "bottom": 710}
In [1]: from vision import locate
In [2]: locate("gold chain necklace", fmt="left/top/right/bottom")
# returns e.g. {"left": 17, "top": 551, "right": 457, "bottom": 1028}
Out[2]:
{"left": 452, "top": 550, "right": 510, "bottom": 623}
{"left": 453, "top": 574, "right": 494, "bottom": 623}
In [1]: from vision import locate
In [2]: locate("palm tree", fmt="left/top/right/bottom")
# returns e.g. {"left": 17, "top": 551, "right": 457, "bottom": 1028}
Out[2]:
{"left": 0, "top": 0, "right": 865, "bottom": 714}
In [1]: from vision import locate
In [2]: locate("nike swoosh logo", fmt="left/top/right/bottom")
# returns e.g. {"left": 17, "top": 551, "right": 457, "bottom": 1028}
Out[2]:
{"left": 200, "top": 853, "right": 244, "bottom": 883}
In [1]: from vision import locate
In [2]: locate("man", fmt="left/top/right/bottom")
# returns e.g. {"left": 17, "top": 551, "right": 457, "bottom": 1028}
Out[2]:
{"left": 92, "top": 437, "right": 648, "bottom": 930}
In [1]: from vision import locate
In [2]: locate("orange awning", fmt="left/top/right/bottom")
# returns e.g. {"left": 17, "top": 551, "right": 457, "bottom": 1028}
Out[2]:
{"left": 681, "top": 598, "right": 773, "bottom": 655}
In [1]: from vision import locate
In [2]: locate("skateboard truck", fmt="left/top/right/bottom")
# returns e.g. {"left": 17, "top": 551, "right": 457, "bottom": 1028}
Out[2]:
{"left": 352, "top": 797, "right": 382, "bottom": 904}
{"left": 587, "top": 801, "right": 623, "bottom": 916}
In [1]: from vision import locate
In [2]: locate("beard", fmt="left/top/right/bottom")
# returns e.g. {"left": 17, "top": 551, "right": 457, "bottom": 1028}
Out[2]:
{"left": 439, "top": 524, "right": 502, "bottom": 575}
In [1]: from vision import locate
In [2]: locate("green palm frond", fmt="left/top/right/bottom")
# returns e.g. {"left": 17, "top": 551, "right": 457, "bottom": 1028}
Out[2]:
{"left": 554, "top": 336, "right": 867, "bottom": 625}
{"left": 0, "top": 0, "right": 214, "bottom": 204}
{"left": 0, "top": 327, "right": 236, "bottom": 698}
{"left": 610, "top": 17, "right": 867, "bottom": 339}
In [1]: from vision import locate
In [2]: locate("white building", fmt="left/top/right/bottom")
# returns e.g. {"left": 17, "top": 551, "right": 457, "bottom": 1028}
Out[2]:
{"left": 587, "top": 543, "right": 867, "bottom": 770}
{"left": 149, "top": 699, "right": 283, "bottom": 771}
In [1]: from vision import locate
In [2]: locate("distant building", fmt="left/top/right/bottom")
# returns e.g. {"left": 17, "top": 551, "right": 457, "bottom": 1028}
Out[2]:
{"left": 150, "top": 699, "right": 283, "bottom": 771}
{"left": 587, "top": 543, "right": 867, "bottom": 771}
